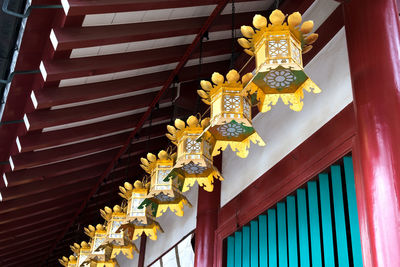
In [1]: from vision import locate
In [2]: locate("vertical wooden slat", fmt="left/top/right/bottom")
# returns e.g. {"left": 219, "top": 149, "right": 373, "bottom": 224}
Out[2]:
{"left": 343, "top": 157, "right": 364, "bottom": 266}
{"left": 250, "top": 220, "right": 259, "bottom": 267}
{"left": 286, "top": 196, "right": 298, "bottom": 267}
{"left": 277, "top": 202, "right": 288, "bottom": 267}
{"left": 331, "top": 165, "right": 350, "bottom": 267}
{"left": 307, "top": 181, "right": 323, "bottom": 266}
{"left": 297, "top": 188, "right": 311, "bottom": 267}
{"left": 227, "top": 235, "right": 235, "bottom": 267}
{"left": 267, "top": 209, "right": 277, "bottom": 267}
{"left": 318, "top": 173, "right": 335, "bottom": 265}
{"left": 259, "top": 214, "right": 268, "bottom": 267}
{"left": 234, "top": 231, "right": 242, "bottom": 267}
{"left": 242, "top": 226, "right": 250, "bottom": 267}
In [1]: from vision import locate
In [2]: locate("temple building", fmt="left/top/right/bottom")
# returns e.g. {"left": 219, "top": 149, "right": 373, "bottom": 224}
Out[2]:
{"left": 0, "top": 0, "right": 399, "bottom": 266}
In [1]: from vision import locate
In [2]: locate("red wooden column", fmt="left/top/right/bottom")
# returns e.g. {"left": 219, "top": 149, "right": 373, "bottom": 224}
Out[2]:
{"left": 138, "top": 234, "right": 147, "bottom": 267}
{"left": 194, "top": 156, "right": 221, "bottom": 267}
{"left": 342, "top": 0, "right": 400, "bottom": 266}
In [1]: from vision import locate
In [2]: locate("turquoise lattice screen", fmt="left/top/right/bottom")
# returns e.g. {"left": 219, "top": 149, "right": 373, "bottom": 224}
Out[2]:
{"left": 226, "top": 156, "right": 363, "bottom": 267}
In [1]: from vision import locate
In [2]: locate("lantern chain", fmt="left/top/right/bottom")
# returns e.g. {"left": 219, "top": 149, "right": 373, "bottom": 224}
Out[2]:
{"left": 229, "top": 0, "right": 236, "bottom": 69}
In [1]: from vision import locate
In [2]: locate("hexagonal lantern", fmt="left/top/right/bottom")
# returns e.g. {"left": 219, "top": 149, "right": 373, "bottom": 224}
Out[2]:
{"left": 118, "top": 181, "right": 163, "bottom": 241}
{"left": 197, "top": 70, "right": 265, "bottom": 158}
{"left": 71, "top": 241, "right": 91, "bottom": 267}
{"left": 165, "top": 116, "right": 223, "bottom": 192}
{"left": 84, "top": 224, "right": 110, "bottom": 262}
{"left": 139, "top": 150, "right": 191, "bottom": 217}
{"left": 238, "top": 9, "right": 321, "bottom": 112}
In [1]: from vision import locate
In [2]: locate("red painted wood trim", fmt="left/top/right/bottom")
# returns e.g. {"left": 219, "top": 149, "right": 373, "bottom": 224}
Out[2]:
{"left": 41, "top": 38, "right": 232, "bottom": 81}
{"left": 214, "top": 104, "right": 356, "bottom": 267}
{"left": 343, "top": 0, "right": 400, "bottom": 265}
{"left": 63, "top": 0, "right": 258, "bottom": 16}
{"left": 194, "top": 156, "right": 221, "bottom": 267}
{"left": 26, "top": 90, "right": 172, "bottom": 131}
{"left": 53, "top": 13, "right": 254, "bottom": 50}
{"left": 33, "top": 61, "right": 228, "bottom": 109}
{"left": 19, "top": 107, "right": 172, "bottom": 152}
{"left": 138, "top": 234, "right": 147, "bottom": 267}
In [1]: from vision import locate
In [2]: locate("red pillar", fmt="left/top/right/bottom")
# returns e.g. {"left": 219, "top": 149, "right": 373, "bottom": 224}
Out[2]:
{"left": 343, "top": 0, "right": 400, "bottom": 266}
{"left": 194, "top": 156, "right": 221, "bottom": 267}
{"left": 138, "top": 234, "right": 147, "bottom": 267}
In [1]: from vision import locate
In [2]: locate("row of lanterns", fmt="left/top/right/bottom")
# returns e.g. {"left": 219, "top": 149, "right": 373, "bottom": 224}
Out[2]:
{"left": 59, "top": 9, "right": 320, "bottom": 266}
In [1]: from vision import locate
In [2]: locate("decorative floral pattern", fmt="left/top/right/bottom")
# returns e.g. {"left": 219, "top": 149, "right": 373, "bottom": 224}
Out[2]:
{"left": 181, "top": 162, "right": 207, "bottom": 174}
{"left": 264, "top": 69, "right": 296, "bottom": 88}
{"left": 185, "top": 138, "right": 201, "bottom": 153}
{"left": 224, "top": 95, "right": 241, "bottom": 112}
{"left": 218, "top": 121, "right": 245, "bottom": 137}
{"left": 268, "top": 38, "right": 288, "bottom": 58}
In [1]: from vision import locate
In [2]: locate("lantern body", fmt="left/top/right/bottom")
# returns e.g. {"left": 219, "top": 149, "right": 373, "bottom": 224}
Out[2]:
{"left": 123, "top": 187, "right": 163, "bottom": 241}
{"left": 174, "top": 125, "right": 222, "bottom": 192}
{"left": 146, "top": 158, "right": 191, "bottom": 217}
{"left": 106, "top": 212, "right": 126, "bottom": 246}
{"left": 240, "top": 12, "right": 321, "bottom": 112}
{"left": 67, "top": 260, "right": 77, "bottom": 267}
{"left": 198, "top": 73, "right": 265, "bottom": 159}
{"left": 127, "top": 188, "right": 153, "bottom": 225}
{"left": 77, "top": 247, "right": 91, "bottom": 267}
{"left": 90, "top": 230, "right": 108, "bottom": 261}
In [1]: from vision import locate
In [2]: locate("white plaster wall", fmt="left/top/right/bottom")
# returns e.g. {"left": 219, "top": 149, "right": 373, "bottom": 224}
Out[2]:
{"left": 116, "top": 187, "right": 198, "bottom": 267}
{"left": 144, "top": 186, "right": 198, "bottom": 266}
{"left": 221, "top": 27, "right": 352, "bottom": 206}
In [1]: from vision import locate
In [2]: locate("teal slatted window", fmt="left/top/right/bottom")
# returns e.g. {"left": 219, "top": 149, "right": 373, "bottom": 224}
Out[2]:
{"left": 225, "top": 156, "right": 363, "bottom": 267}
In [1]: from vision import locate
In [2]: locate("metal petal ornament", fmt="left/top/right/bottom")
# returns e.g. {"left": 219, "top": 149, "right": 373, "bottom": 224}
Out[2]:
{"left": 198, "top": 70, "right": 265, "bottom": 158}
{"left": 238, "top": 9, "right": 321, "bottom": 112}
{"left": 165, "top": 116, "right": 223, "bottom": 192}
{"left": 139, "top": 150, "right": 192, "bottom": 217}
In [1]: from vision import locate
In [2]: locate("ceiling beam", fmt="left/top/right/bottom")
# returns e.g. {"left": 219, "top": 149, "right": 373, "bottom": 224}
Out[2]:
{"left": 32, "top": 60, "right": 228, "bottom": 110}
{"left": 40, "top": 38, "right": 232, "bottom": 81}
{"left": 18, "top": 106, "right": 173, "bottom": 152}
{"left": 61, "top": 0, "right": 256, "bottom": 16}
{"left": 25, "top": 90, "right": 173, "bottom": 131}
{"left": 52, "top": 12, "right": 253, "bottom": 50}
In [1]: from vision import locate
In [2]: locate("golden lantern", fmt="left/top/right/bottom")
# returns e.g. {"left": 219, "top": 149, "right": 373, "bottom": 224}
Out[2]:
{"left": 118, "top": 181, "right": 163, "bottom": 240}
{"left": 70, "top": 241, "right": 91, "bottom": 267}
{"left": 165, "top": 116, "right": 223, "bottom": 192}
{"left": 84, "top": 224, "right": 111, "bottom": 262}
{"left": 58, "top": 255, "right": 77, "bottom": 267}
{"left": 139, "top": 150, "right": 192, "bottom": 217}
{"left": 99, "top": 205, "right": 139, "bottom": 260}
{"left": 101, "top": 205, "right": 126, "bottom": 246}
{"left": 197, "top": 70, "right": 265, "bottom": 158}
{"left": 238, "top": 10, "right": 321, "bottom": 112}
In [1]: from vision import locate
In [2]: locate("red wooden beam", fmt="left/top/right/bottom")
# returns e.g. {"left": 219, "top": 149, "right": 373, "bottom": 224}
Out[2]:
{"left": 18, "top": 107, "right": 172, "bottom": 152}
{"left": 10, "top": 133, "right": 167, "bottom": 171}
{"left": 25, "top": 90, "right": 173, "bottom": 131}
{"left": 0, "top": 179, "right": 95, "bottom": 214}
{"left": 32, "top": 61, "right": 228, "bottom": 109}
{"left": 46, "top": 1, "right": 231, "bottom": 261}
{"left": 40, "top": 38, "right": 232, "bottom": 81}
{"left": 4, "top": 149, "right": 116, "bottom": 187}
{"left": 61, "top": 0, "right": 256, "bottom": 15}
{"left": 52, "top": 12, "right": 254, "bottom": 50}
{"left": 1, "top": 165, "right": 106, "bottom": 201}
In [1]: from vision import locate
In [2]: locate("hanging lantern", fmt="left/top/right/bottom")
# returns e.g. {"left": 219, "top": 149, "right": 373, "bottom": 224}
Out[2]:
{"left": 139, "top": 150, "right": 192, "bottom": 217}
{"left": 118, "top": 181, "right": 163, "bottom": 240}
{"left": 100, "top": 205, "right": 139, "bottom": 260}
{"left": 165, "top": 116, "right": 223, "bottom": 192}
{"left": 70, "top": 241, "right": 91, "bottom": 267}
{"left": 197, "top": 70, "right": 265, "bottom": 158}
{"left": 84, "top": 224, "right": 110, "bottom": 262}
{"left": 58, "top": 255, "right": 77, "bottom": 267}
{"left": 238, "top": 10, "right": 321, "bottom": 112}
